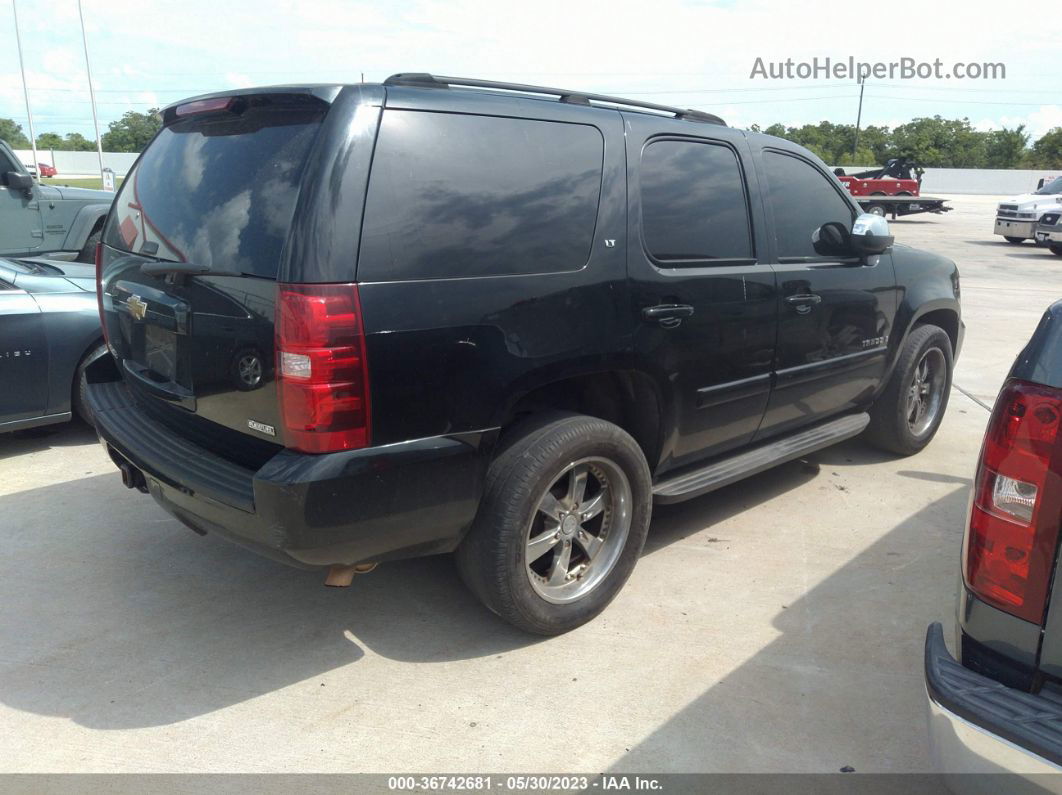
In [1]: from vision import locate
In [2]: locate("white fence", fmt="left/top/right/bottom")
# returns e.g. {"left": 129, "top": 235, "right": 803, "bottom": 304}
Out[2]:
{"left": 14, "top": 149, "right": 139, "bottom": 177}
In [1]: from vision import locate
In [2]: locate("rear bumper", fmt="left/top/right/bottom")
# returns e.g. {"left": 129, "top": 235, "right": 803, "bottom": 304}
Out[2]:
{"left": 87, "top": 380, "right": 493, "bottom": 567}
{"left": 925, "top": 622, "right": 1062, "bottom": 787}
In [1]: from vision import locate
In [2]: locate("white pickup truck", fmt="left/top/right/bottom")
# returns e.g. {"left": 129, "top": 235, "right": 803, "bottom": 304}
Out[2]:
{"left": 994, "top": 175, "right": 1062, "bottom": 243}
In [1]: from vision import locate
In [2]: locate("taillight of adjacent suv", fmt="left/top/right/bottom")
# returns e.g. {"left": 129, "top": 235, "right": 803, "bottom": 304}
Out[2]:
{"left": 95, "top": 242, "right": 107, "bottom": 345}
{"left": 964, "top": 380, "right": 1062, "bottom": 623}
{"left": 275, "top": 283, "right": 371, "bottom": 454}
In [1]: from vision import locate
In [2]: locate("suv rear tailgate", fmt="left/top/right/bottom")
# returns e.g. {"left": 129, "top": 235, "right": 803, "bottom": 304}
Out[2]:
{"left": 99, "top": 89, "right": 336, "bottom": 462}
{"left": 1014, "top": 304, "right": 1062, "bottom": 678}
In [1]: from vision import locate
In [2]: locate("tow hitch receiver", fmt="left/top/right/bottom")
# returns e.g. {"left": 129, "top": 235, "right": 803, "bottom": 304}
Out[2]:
{"left": 118, "top": 461, "right": 149, "bottom": 493}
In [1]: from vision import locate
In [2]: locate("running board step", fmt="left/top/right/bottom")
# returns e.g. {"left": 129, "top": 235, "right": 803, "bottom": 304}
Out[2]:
{"left": 652, "top": 412, "right": 870, "bottom": 504}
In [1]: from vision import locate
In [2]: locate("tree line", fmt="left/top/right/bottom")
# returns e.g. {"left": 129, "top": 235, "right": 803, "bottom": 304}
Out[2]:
{"left": 3, "top": 108, "right": 1061, "bottom": 170}
{"left": 0, "top": 108, "right": 162, "bottom": 154}
{"left": 753, "top": 117, "right": 1062, "bottom": 169}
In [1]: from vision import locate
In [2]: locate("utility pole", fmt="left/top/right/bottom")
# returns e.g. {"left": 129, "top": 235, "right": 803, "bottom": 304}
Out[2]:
{"left": 11, "top": 0, "right": 39, "bottom": 178}
{"left": 77, "top": 0, "right": 106, "bottom": 184}
{"left": 852, "top": 76, "right": 865, "bottom": 159}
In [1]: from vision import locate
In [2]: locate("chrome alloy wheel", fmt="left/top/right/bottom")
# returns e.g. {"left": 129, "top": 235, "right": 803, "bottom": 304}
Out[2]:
{"left": 238, "top": 353, "right": 262, "bottom": 387}
{"left": 907, "top": 347, "right": 947, "bottom": 436}
{"left": 525, "top": 457, "right": 632, "bottom": 604}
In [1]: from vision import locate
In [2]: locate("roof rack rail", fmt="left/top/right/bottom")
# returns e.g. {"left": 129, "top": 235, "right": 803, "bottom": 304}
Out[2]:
{"left": 383, "top": 73, "right": 726, "bottom": 126}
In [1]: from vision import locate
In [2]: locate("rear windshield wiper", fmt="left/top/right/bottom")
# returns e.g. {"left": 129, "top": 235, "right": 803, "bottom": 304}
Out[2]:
{"left": 140, "top": 261, "right": 245, "bottom": 277}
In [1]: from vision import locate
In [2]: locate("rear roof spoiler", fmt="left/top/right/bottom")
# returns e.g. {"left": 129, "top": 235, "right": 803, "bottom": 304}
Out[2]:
{"left": 159, "top": 85, "right": 344, "bottom": 125}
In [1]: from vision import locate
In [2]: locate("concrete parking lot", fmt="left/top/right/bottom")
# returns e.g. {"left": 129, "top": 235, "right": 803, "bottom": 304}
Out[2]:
{"left": 1, "top": 195, "right": 1057, "bottom": 775}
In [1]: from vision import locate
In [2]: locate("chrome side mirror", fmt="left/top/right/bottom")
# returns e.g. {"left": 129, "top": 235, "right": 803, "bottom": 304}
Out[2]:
{"left": 850, "top": 213, "right": 894, "bottom": 256}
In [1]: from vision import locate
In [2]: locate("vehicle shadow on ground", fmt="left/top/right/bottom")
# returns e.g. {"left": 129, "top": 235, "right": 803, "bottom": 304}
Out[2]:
{"left": 608, "top": 475, "right": 971, "bottom": 775}
{"left": 0, "top": 422, "right": 97, "bottom": 462}
{"left": 964, "top": 240, "right": 1053, "bottom": 252}
{"left": 0, "top": 433, "right": 917, "bottom": 730}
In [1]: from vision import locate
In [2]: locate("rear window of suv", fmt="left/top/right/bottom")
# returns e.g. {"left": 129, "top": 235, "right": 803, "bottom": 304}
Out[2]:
{"left": 103, "top": 96, "right": 327, "bottom": 279}
{"left": 358, "top": 110, "right": 604, "bottom": 281}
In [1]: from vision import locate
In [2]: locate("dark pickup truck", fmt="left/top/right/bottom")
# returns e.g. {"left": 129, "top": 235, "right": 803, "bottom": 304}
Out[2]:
{"left": 88, "top": 74, "right": 963, "bottom": 634}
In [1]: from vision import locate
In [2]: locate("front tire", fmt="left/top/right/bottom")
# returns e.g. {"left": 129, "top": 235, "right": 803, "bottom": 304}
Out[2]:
{"left": 865, "top": 325, "right": 953, "bottom": 456}
{"left": 76, "top": 226, "right": 103, "bottom": 263}
{"left": 456, "top": 413, "right": 652, "bottom": 635}
{"left": 1050, "top": 244, "right": 1062, "bottom": 256}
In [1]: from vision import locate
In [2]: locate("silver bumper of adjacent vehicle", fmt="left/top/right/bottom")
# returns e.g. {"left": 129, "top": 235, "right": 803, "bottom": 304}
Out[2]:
{"left": 1035, "top": 225, "right": 1062, "bottom": 245}
{"left": 925, "top": 623, "right": 1062, "bottom": 792}
{"left": 994, "top": 218, "right": 1037, "bottom": 238}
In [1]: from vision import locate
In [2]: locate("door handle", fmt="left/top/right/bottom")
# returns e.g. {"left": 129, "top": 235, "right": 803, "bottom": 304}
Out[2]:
{"left": 641, "top": 304, "right": 694, "bottom": 328}
{"left": 784, "top": 294, "right": 822, "bottom": 306}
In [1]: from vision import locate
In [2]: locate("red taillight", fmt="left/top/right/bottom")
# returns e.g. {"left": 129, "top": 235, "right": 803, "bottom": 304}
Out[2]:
{"left": 275, "top": 283, "right": 371, "bottom": 454}
{"left": 175, "top": 97, "right": 235, "bottom": 117}
{"left": 95, "top": 242, "right": 108, "bottom": 344}
{"left": 964, "top": 379, "right": 1062, "bottom": 623}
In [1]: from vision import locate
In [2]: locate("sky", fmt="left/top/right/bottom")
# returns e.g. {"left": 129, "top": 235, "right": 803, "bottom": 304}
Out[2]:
{"left": 2, "top": 0, "right": 1060, "bottom": 145}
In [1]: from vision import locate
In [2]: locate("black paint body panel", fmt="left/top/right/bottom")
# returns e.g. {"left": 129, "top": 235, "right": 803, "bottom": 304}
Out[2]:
{"left": 91, "top": 80, "right": 963, "bottom": 568}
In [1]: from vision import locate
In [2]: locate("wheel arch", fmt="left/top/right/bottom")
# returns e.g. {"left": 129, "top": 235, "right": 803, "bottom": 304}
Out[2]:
{"left": 912, "top": 306, "right": 961, "bottom": 354}
{"left": 494, "top": 366, "right": 670, "bottom": 473}
{"left": 61, "top": 204, "right": 109, "bottom": 251}
{"left": 69, "top": 334, "right": 110, "bottom": 401}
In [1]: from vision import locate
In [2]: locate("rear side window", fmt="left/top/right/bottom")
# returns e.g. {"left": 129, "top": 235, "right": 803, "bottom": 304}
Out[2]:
{"left": 762, "top": 151, "right": 856, "bottom": 260}
{"left": 358, "top": 111, "right": 604, "bottom": 281}
{"left": 640, "top": 139, "right": 753, "bottom": 263}
{"left": 103, "top": 96, "right": 327, "bottom": 278}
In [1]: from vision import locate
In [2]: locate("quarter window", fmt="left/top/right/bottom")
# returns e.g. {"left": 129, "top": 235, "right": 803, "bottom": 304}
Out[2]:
{"left": 359, "top": 111, "right": 604, "bottom": 280}
{"left": 639, "top": 139, "right": 753, "bottom": 263}
{"left": 763, "top": 151, "right": 856, "bottom": 260}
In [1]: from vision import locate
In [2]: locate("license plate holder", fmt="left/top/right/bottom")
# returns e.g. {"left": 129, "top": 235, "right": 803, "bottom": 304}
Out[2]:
{"left": 144, "top": 324, "right": 178, "bottom": 382}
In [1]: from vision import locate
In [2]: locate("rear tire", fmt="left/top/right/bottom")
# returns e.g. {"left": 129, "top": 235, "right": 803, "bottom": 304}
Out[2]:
{"left": 866, "top": 203, "right": 887, "bottom": 217}
{"left": 1004, "top": 236, "right": 1026, "bottom": 244}
{"left": 73, "top": 343, "right": 109, "bottom": 426}
{"left": 865, "top": 325, "right": 953, "bottom": 456}
{"left": 456, "top": 413, "right": 652, "bottom": 635}
{"left": 76, "top": 225, "right": 102, "bottom": 263}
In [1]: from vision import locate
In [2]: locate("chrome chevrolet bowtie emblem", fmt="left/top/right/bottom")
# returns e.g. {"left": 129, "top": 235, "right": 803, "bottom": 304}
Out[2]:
{"left": 127, "top": 294, "right": 148, "bottom": 321}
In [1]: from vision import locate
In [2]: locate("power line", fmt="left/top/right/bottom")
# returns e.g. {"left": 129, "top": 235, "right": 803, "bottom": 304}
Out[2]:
{"left": 871, "top": 93, "right": 1061, "bottom": 107}
{"left": 870, "top": 82, "right": 1061, "bottom": 95}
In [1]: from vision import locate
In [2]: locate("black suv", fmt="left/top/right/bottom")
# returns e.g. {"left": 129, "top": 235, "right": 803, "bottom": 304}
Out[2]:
{"left": 88, "top": 74, "right": 963, "bottom": 635}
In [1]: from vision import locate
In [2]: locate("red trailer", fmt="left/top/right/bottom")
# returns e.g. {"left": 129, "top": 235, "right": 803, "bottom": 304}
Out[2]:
{"left": 834, "top": 157, "right": 923, "bottom": 197}
{"left": 834, "top": 158, "right": 950, "bottom": 218}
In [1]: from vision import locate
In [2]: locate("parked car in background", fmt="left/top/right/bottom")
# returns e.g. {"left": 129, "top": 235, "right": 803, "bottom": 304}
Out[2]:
{"left": 1034, "top": 212, "right": 1062, "bottom": 256}
{"left": 926, "top": 300, "right": 1062, "bottom": 786}
{"left": 994, "top": 177, "right": 1062, "bottom": 244}
{"left": 89, "top": 75, "right": 962, "bottom": 635}
{"left": 0, "top": 257, "right": 107, "bottom": 433}
{"left": 1, "top": 139, "right": 111, "bottom": 262}
{"left": 35, "top": 161, "right": 57, "bottom": 178}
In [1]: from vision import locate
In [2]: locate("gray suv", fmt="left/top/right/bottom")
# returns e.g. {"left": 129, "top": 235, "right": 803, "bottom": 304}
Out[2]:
{"left": 0, "top": 138, "right": 113, "bottom": 262}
